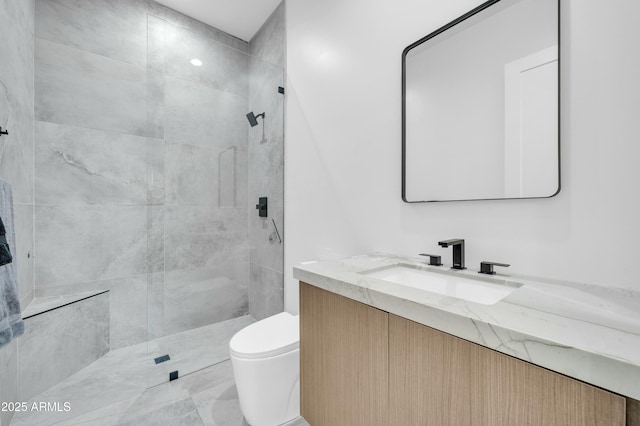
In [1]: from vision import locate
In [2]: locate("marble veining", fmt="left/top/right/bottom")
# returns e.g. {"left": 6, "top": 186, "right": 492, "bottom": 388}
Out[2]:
{"left": 35, "top": 121, "right": 165, "bottom": 206}
{"left": 293, "top": 253, "right": 640, "bottom": 400}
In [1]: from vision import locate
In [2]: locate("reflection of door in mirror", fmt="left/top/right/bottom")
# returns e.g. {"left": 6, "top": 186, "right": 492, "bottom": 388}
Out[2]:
{"left": 504, "top": 46, "right": 558, "bottom": 198}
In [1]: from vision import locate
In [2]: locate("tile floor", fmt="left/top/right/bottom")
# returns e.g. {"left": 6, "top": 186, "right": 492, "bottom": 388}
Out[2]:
{"left": 11, "top": 315, "right": 307, "bottom": 425}
{"left": 148, "top": 316, "right": 255, "bottom": 387}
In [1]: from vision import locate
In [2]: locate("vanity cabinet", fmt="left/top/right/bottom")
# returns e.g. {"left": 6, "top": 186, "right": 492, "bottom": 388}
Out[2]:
{"left": 300, "top": 282, "right": 629, "bottom": 426}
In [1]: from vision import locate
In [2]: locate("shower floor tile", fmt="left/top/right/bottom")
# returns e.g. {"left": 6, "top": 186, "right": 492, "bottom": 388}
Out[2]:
{"left": 148, "top": 315, "right": 255, "bottom": 388}
{"left": 10, "top": 315, "right": 265, "bottom": 426}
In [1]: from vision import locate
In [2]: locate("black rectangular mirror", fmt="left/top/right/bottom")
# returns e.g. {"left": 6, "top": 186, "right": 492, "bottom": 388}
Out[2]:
{"left": 402, "top": 0, "right": 560, "bottom": 202}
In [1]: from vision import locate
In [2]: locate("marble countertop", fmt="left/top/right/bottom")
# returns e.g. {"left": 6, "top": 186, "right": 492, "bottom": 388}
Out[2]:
{"left": 293, "top": 253, "right": 640, "bottom": 400}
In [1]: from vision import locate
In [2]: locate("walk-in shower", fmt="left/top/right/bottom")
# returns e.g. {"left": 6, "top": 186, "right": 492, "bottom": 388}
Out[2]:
{"left": 0, "top": 0, "right": 285, "bottom": 424}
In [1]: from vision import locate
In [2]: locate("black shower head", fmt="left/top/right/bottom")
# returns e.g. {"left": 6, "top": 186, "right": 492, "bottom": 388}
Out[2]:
{"left": 246, "top": 111, "right": 265, "bottom": 127}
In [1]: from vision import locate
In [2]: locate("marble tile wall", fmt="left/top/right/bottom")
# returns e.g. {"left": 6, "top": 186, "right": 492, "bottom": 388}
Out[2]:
{"left": 161, "top": 7, "right": 248, "bottom": 54}
{"left": 0, "top": 1, "right": 34, "bottom": 424}
{"left": 163, "top": 265, "right": 249, "bottom": 336}
{"left": 33, "top": 0, "right": 252, "bottom": 354}
{"left": 163, "top": 26, "right": 249, "bottom": 98}
{"left": 36, "top": 0, "right": 160, "bottom": 67}
{"left": 34, "top": 205, "right": 164, "bottom": 286}
{"left": 249, "top": 2, "right": 286, "bottom": 69}
{"left": 34, "top": 121, "right": 165, "bottom": 206}
{"left": 164, "top": 76, "right": 247, "bottom": 150}
{"left": 35, "top": 37, "right": 164, "bottom": 138}
{"left": 33, "top": 0, "right": 170, "bottom": 352}
{"left": 247, "top": 3, "right": 286, "bottom": 320}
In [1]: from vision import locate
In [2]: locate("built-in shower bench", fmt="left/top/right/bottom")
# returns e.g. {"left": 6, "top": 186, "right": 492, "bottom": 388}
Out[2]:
{"left": 18, "top": 290, "right": 110, "bottom": 402}
{"left": 22, "top": 290, "right": 108, "bottom": 319}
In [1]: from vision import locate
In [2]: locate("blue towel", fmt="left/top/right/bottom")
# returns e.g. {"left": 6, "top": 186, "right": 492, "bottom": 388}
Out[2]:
{"left": 0, "top": 179, "right": 24, "bottom": 349}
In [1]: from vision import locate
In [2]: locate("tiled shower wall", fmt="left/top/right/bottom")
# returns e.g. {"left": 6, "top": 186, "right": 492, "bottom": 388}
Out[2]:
{"left": 1, "top": 0, "right": 284, "bottom": 416}
{"left": 0, "top": 1, "right": 35, "bottom": 424}
{"left": 32, "top": 0, "right": 257, "bottom": 349}
{"left": 248, "top": 3, "right": 286, "bottom": 320}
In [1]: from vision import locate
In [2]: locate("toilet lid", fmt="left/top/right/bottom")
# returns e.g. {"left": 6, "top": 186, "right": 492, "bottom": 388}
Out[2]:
{"left": 229, "top": 312, "right": 299, "bottom": 359}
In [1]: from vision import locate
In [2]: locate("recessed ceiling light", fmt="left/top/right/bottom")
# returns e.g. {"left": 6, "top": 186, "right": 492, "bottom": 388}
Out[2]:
{"left": 190, "top": 58, "right": 203, "bottom": 67}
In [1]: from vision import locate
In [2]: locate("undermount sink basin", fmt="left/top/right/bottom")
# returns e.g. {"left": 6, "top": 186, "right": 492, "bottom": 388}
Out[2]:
{"left": 360, "top": 263, "right": 522, "bottom": 305}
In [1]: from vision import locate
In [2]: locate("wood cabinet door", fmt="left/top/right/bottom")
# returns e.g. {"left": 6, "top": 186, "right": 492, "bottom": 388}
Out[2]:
{"left": 389, "top": 314, "right": 625, "bottom": 426}
{"left": 300, "top": 282, "right": 389, "bottom": 426}
{"left": 389, "top": 314, "right": 473, "bottom": 425}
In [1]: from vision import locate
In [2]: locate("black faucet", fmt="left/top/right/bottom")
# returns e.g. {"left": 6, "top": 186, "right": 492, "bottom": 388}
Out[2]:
{"left": 438, "top": 239, "right": 465, "bottom": 270}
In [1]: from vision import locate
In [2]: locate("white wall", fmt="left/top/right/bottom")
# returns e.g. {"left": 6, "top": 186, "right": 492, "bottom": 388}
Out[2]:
{"left": 284, "top": 0, "right": 640, "bottom": 313}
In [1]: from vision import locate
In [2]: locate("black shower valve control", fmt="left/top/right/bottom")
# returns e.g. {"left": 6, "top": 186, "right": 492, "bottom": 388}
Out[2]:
{"left": 256, "top": 197, "right": 268, "bottom": 218}
{"left": 0, "top": 127, "right": 8, "bottom": 136}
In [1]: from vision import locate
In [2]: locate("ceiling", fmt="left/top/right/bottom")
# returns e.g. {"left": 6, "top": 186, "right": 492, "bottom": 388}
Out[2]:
{"left": 154, "top": 0, "right": 282, "bottom": 42}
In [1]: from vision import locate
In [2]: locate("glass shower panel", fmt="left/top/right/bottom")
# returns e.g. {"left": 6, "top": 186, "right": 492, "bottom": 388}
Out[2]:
{"left": 24, "top": 3, "right": 163, "bottom": 408}
{"left": 246, "top": 55, "right": 286, "bottom": 321}
{"left": 144, "top": 15, "right": 284, "bottom": 388}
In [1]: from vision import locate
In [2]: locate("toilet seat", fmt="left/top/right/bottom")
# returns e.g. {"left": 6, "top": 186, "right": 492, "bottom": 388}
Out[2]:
{"left": 229, "top": 312, "right": 299, "bottom": 359}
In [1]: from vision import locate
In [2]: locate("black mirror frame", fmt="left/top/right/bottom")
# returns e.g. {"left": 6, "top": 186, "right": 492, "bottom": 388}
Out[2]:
{"left": 401, "top": 0, "right": 561, "bottom": 203}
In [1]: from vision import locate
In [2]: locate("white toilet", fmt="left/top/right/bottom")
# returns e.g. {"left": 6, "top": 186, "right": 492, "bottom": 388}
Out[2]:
{"left": 229, "top": 312, "right": 300, "bottom": 426}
